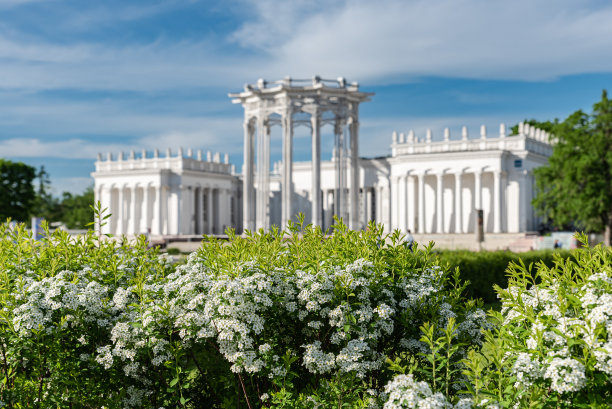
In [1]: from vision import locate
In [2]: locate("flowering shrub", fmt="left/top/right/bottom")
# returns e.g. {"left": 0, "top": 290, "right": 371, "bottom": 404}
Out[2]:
{"left": 0, "top": 218, "right": 488, "bottom": 408}
{"left": 0, "top": 222, "right": 174, "bottom": 408}
{"left": 384, "top": 234, "right": 611, "bottom": 409}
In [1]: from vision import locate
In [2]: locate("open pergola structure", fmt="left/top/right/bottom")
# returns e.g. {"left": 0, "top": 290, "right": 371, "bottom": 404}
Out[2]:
{"left": 230, "top": 76, "right": 373, "bottom": 231}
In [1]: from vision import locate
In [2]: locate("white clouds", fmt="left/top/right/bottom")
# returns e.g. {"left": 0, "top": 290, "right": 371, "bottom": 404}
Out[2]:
{"left": 236, "top": 0, "right": 612, "bottom": 82}
{"left": 0, "top": 113, "right": 244, "bottom": 159}
{"left": 0, "top": 0, "right": 610, "bottom": 93}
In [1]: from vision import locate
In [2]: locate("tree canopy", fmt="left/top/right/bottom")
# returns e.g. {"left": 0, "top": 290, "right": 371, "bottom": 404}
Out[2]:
{"left": 533, "top": 90, "right": 612, "bottom": 244}
{"left": 0, "top": 159, "right": 36, "bottom": 223}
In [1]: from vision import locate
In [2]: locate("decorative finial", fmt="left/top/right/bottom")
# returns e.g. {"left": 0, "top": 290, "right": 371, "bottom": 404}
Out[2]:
{"left": 518, "top": 122, "right": 524, "bottom": 134}
{"left": 178, "top": 147, "right": 184, "bottom": 157}
{"left": 106, "top": 152, "right": 112, "bottom": 161}
{"left": 129, "top": 150, "right": 135, "bottom": 159}
{"left": 154, "top": 148, "right": 159, "bottom": 158}
{"left": 392, "top": 131, "right": 398, "bottom": 144}
{"left": 499, "top": 123, "right": 506, "bottom": 138}
{"left": 96, "top": 153, "right": 102, "bottom": 161}
{"left": 166, "top": 148, "right": 171, "bottom": 157}
{"left": 257, "top": 78, "right": 266, "bottom": 89}
{"left": 444, "top": 128, "right": 450, "bottom": 141}
{"left": 461, "top": 126, "right": 468, "bottom": 140}
{"left": 224, "top": 153, "right": 229, "bottom": 164}
{"left": 206, "top": 151, "right": 212, "bottom": 162}
{"left": 197, "top": 149, "right": 202, "bottom": 160}
{"left": 408, "top": 129, "right": 415, "bottom": 143}
{"left": 399, "top": 132, "right": 405, "bottom": 143}
{"left": 337, "top": 77, "right": 346, "bottom": 88}
{"left": 187, "top": 147, "right": 193, "bottom": 157}
{"left": 426, "top": 129, "right": 432, "bottom": 143}
{"left": 141, "top": 149, "right": 146, "bottom": 159}
{"left": 480, "top": 125, "right": 487, "bottom": 139}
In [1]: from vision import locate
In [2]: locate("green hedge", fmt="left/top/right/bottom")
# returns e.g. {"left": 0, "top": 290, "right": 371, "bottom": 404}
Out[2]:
{"left": 434, "top": 249, "right": 574, "bottom": 304}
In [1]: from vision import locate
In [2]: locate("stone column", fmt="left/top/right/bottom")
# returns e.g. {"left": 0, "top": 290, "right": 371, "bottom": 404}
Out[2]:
{"left": 128, "top": 186, "right": 137, "bottom": 235}
{"left": 196, "top": 187, "right": 203, "bottom": 234}
{"left": 155, "top": 185, "right": 162, "bottom": 235}
{"left": 243, "top": 120, "right": 255, "bottom": 231}
{"left": 256, "top": 117, "right": 270, "bottom": 230}
{"left": 436, "top": 174, "right": 444, "bottom": 233}
{"left": 383, "top": 184, "right": 391, "bottom": 232}
{"left": 392, "top": 177, "right": 398, "bottom": 231}
{"left": 311, "top": 110, "right": 322, "bottom": 227}
{"left": 143, "top": 185, "right": 151, "bottom": 234}
{"left": 418, "top": 174, "right": 425, "bottom": 234}
{"left": 366, "top": 187, "right": 372, "bottom": 226}
{"left": 207, "top": 187, "right": 214, "bottom": 235}
{"left": 455, "top": 173, "right": 463, "bottom": 233}
{"left": 217, "top": 188, "right": 226, "bottom": 234}
{"left": 116, "top": 186, "right": 124, "bottom": 235}
{"left": 334, "top": 118, "right": 345, "bottom": 221}
{"left": 408, "top": 175, "right": 417, "bottom": 232}
{"left": 494, "top": 170, "right": 502, "bottom": 233}
{"left": 349, "top": 113, "right": 360, "bottom": 230}
{"left": 376, "top": 185, "right": 382, "bottom": 224}
{"left": 282, "top": 109, "right": 294, "bottom": 227}
{"left": 399, "top": 175, "right": 407, "bottom": 232}
{"left": 176, "top": 185, "right": 184, "bottom": 235}
{"left": 474, "top": 171, "right": 482, "bottom": 210}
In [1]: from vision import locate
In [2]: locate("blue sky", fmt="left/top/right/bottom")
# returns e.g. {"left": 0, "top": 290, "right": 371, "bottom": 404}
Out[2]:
{"left": 1, "top": 0, "right": 611, "bottom": 195}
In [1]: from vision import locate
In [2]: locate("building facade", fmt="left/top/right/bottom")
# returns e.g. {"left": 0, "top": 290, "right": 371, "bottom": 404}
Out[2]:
{"left": 92, "top": 78, "right": 554, "bottom": 237}
{"left": 92, "top": 148, "right": 240, "bottom": 236}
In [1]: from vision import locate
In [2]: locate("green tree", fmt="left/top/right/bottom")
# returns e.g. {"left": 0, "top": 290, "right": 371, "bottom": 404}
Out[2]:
{"left": 58, "top": 186, "right": 94, "bottom": 229}
{"left": 0, "top": 159, "right": 36, "bottom": 222}
{"left": 31, "top": 165, "right": 61, "bottom": 221}
{"left": 533, "top": 90, "right": 612, "bottom": 245}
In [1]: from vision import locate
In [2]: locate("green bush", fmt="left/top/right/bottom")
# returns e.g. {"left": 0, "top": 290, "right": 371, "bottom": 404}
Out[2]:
{"left": 384, "top": 235, "right": 611, "bottom": 408}
{"left": 0, "top": 220, "right": 489, "bottom": 408}
{"left": 435, "top": 249, "right": 574, "bottom": 305}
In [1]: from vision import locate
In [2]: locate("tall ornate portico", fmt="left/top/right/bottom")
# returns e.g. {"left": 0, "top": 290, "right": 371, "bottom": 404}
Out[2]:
{"left": 229, "top": 77, "right": 373, "bottom": 231}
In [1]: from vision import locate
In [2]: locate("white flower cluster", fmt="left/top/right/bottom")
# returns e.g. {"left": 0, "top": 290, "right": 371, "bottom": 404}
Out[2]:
{"left": 155, "top": 257, "right": 399, "bottom": 379}
{"left": 383, "top": 375, "right": 507, "bottom": 409}
{"left": 502, "top": 269, "right": 611, "bottom": 394}
{"left": 12, "top": 270, "right": 110, "bottom": 337}
{"left": 383, "top": 374, "right": 451, "bottom": 409}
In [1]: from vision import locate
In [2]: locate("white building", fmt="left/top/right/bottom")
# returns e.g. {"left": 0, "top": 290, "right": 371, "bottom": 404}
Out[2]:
{"left": 92, "top": 148, "right": 240, "bottom": 236}
{"left": 92, "top": 77, "right": 554, "bottom": 238}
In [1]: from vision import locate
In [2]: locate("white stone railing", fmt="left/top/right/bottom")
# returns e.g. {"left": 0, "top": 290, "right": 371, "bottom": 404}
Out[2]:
{"left": 391, "top": 122, "right": 555, "bottom": 157}
{"left": 94, "top": 148, "right": 234, "bottom": 174}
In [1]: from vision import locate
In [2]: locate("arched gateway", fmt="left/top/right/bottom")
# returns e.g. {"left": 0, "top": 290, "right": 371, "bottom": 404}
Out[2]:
{"left": 229, "top": 76, "right": 373, "bottom": 231}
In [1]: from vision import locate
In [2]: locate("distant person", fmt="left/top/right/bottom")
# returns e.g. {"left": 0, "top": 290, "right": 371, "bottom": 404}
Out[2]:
{"left": 406, "top": 229, "right": 414, "bottom": 251}
{"left": 554, "top": 239, "right": 562, "bottom": 249}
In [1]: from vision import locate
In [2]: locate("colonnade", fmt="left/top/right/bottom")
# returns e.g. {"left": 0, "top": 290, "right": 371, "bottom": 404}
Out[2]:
{"left": 231, "top": 77, "right": 373, "bottom": 232}
{"left": 97, "top": 184, "right": 237, "bottom": 236}
{"left": 391, "top": 170, "right": 507, "bottom": 234}
{"left": 244, "top": 113, "right": 360, "bottom": 231}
